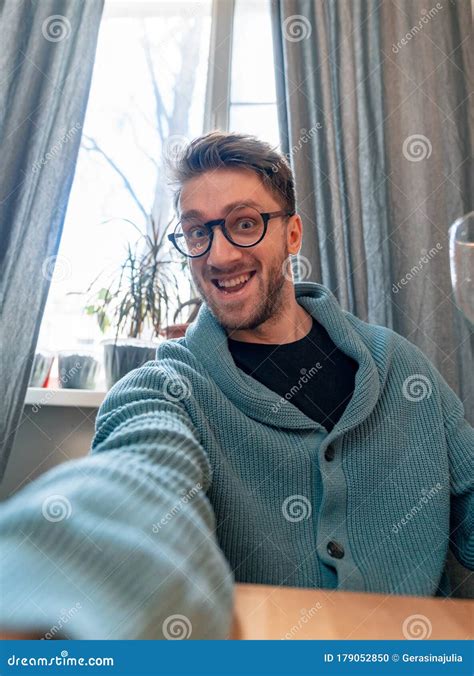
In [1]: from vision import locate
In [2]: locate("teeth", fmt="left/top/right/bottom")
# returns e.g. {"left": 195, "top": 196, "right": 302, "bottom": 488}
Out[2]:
{"left": 216, "top": 273, "right": 251, "bottom": 288}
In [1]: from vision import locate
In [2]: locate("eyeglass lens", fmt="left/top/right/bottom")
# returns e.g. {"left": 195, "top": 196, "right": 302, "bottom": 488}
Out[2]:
{"left": 174, "top": 206, "right": 265, "bottom": 257}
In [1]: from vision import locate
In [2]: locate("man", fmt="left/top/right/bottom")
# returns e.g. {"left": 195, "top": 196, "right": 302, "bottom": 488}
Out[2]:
{"left": 1, "top": 132, "right": 473, "bottom": 640}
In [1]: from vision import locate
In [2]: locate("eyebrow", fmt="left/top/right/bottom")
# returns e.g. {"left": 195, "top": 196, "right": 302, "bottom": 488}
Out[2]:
{"left": 180, "top": 199, "right": 264, "bottom": 221}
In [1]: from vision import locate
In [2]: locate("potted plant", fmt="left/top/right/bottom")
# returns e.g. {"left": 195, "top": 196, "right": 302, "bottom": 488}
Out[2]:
{"left": 57, "top": 349, "right": 100, "bottom": 390}
{"left": 160, "top": 296, "right": 202, "bottom": 339}
{"left": 28, "top": 351, "right": 54, "bottom": 388}
{"left": 85, "top": 215, "right": 182, "bottom": 389}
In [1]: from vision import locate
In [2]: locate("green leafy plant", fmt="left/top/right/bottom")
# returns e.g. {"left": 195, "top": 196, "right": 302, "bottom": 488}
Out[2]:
{"left": 84, "top": 216, "right": 182, "bottom": 342}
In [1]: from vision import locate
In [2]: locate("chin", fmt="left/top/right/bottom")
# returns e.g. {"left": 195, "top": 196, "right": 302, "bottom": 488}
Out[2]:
{"left": 206, "top": 301, "right": 248, "bottom": 329}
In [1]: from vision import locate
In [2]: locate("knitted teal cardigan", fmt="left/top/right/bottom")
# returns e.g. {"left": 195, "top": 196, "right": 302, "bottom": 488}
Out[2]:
{"left": 1, "top": 282, "right": 472, "bottom": 639}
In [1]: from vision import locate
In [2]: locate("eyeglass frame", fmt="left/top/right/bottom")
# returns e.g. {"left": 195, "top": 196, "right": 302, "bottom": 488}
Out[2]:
{"left": 168, "top": 207, "right": 295, "bottom": 258}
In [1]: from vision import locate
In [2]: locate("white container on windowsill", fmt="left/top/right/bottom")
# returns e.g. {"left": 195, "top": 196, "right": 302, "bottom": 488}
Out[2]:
{"left": 25, "top": 351, "right": 107, "bottom": 409}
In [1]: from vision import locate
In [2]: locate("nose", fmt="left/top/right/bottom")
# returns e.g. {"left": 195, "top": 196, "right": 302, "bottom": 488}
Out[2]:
{"left": 205, "top": 225, "right": 242, "bottom": 267}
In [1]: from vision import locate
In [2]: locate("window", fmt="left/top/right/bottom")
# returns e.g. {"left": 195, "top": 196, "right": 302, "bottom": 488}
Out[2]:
{"left": 230, "top": 0, "right": 279, "bottom": 145}
{"left": 36, "top": 0, "right": 279, "bottom": 387}
{"left": 204, "top": 0, "right": 279, "bottom": 144}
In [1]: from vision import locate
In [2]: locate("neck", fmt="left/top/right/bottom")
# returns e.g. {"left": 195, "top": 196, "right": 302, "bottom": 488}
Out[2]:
{"left": 227, "top": 300, "right": 313, "bottom": 345}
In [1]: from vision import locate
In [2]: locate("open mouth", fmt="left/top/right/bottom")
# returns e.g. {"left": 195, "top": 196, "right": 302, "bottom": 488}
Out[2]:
{"left": 211, "top": 270, "right": 257, "bottom": 296}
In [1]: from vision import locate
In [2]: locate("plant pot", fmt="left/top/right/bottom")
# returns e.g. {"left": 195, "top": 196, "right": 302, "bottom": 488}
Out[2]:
{"left": 103, "top": 339, "right": 158, "bottom": 390}
{"left": 160, "top": 323, "right": 189, "bottom": 340}
{"left": 58, "top": 351, "right": 100, "bottom": 390}
{"left": 28, "top": 352, "right": 54, "bottom": 388}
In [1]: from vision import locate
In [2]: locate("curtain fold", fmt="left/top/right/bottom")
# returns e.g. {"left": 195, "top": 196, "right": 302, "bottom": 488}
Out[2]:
{"left": 271, "top": 0, "right": 472, "bottom": 421}
{"left": 271, "top": 0, "right": 395, "bottom": 325}
{"left": 271, "top": 0, "right": 473, "bottom": 598}
{"left": 0, "top": 0, "right": 104, "bottom": 479}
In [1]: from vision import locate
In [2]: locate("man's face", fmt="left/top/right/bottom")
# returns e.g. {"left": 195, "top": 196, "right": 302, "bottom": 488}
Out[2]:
{"left": 179, "top": 168, "right": 301, "bottom": 332}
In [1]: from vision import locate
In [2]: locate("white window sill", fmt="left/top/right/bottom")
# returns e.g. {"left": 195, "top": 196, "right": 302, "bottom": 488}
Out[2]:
{"left": 25, "top": 387, "right": 106, "bottom": 409}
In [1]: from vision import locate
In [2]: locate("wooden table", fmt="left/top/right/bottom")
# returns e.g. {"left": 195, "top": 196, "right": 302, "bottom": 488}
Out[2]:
{"left": 231, "top": 584, "right": 473, "bottom": 640}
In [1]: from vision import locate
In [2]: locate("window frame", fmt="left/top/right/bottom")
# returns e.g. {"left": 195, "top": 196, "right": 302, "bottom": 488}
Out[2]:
{"left": 203, "top": 0, "right": 236, "bottom": 132}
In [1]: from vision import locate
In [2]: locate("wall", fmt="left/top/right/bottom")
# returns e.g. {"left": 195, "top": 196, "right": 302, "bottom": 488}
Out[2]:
{"left": 0, "top": 405, "right": 96, "bottom": 501}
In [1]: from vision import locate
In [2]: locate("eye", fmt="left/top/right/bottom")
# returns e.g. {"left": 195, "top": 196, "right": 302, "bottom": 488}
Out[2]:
{"left": 236, "top": 218, "right": 257, "bottom": 230}
{"left": 191, "top": 227, "right": 206, "bottom": 238}
{"left": 184, "top": 225, "right": 207, "bottom": 239}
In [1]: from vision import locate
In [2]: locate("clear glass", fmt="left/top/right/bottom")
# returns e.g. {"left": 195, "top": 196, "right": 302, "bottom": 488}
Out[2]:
{"left": 230, "top": 0, "right": 279, "bottom": 146}
{"left": 229, "top": 104, "right": 280, "bottom": 147}
{"left": 449, "top": 211, "right": 474, "bottom": 325}
{"left": 231, "top": 0, "right": 276, "bottom": 103}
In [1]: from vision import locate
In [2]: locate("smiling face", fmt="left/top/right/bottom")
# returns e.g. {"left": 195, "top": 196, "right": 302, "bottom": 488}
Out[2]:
{"left": 179, "top": 168, "right": 303, "bottom": 333}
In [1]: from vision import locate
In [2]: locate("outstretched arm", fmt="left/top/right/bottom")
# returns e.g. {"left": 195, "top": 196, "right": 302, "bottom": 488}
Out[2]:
{"left": 0, "top": 362, "right": 234, "bottom": 639}
{"left": 438, "top": 371, "right": 474, "bottom": 571}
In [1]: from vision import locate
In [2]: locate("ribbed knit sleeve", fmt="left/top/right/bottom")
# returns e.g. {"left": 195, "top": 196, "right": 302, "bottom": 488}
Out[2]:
{"left": 0, "top": 362, "right": 234, "bottom": 639}
{"left": 437, "top": 363, "right": 474, "bottom": 571}
{"left": 401, "top": 337, "right": 474, "bottom": 571}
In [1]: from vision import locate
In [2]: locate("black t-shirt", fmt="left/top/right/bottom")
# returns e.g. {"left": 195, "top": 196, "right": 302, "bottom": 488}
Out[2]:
{"left": 227, "top": 318, "right": 359, "bottom": 433}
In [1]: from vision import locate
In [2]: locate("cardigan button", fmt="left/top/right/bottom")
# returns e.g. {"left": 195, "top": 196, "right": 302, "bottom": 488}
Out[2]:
{"left": 327, "top": 540, "right": 345, "bottom": 559}
{"left": 324, "top": 446, "right": 335, "bottom": 461}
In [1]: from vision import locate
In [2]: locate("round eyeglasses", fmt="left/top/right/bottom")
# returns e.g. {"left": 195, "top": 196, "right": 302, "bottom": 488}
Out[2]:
{"left": 168, "top": 205, "right": 295, "bottom": 258}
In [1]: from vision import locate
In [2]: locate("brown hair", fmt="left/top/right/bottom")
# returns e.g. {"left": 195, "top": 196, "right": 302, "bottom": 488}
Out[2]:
{"left": 167, "top": 130, "right": 296, "bottom": 216}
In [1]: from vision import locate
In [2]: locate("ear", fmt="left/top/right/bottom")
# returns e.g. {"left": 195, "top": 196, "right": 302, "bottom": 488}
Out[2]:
{"left": 287, "top": 214, "right": 303, "bottom": 255}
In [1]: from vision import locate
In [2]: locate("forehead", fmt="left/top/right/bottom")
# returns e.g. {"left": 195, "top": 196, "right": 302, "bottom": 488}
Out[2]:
{"left": 179, "top": 168, "right": 281, "bottom": 218}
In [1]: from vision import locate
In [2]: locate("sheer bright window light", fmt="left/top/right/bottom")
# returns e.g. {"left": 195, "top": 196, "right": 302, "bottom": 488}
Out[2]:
{"left": 36, "top": 0, "right": 212, "bottom": 368}
{"left": 35, "top": 0, "right": 279, "bottom": 390}
{"left": 229, "top": 0, "right": 279, "bottom": 147}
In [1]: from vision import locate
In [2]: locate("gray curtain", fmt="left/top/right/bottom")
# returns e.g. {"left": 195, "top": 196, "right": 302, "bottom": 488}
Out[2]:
{"left": 271, "top": 0, "right": 473, "bottom": 595}
{"left": 0, "top": 0, "right": 104, "bottom": 479}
